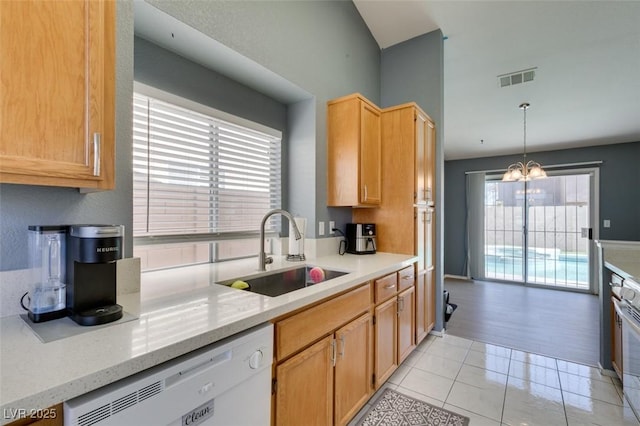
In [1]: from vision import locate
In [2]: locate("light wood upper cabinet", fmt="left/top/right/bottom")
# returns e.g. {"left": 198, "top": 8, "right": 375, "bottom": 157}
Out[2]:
{"left": 425, "top": 118, "right": 436, "bottom": 205}
{"left": 353, "top": 103, "right": 435, "bottom": 255}
{"left": 415, "top": 111, "right": 428, "bottom": 204}
{"left": 327, "top": 93, "right": 381, "bottom": 207}
{"left": 412, "top": 107, "right": 435, "bottom": 206}
{"left": 0, "top": 0, "right": 115, "bottom": 190}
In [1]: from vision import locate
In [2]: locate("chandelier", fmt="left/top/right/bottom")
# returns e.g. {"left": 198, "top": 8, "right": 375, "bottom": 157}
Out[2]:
{"left": 502, "top": 102, "right": 547, "bottom": 182}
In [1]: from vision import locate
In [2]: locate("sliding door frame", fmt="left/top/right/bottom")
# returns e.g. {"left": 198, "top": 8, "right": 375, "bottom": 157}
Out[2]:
{"left": 475, "top": 167, "right": 599, "bottom": 294}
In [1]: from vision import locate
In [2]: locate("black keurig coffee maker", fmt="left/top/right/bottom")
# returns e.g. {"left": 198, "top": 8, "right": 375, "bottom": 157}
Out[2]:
{"left": 66, "top": 225, "right": 124, "bottom": 326}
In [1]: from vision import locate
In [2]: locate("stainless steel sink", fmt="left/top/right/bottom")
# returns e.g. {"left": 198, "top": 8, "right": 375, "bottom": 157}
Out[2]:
{"left": 218, "top": 266, "right": 349, "bottom": 297}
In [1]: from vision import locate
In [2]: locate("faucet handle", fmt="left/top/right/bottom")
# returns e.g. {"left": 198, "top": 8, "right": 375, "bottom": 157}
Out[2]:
{"left": 265, "top": 257, "right": 274, "bottom": 265}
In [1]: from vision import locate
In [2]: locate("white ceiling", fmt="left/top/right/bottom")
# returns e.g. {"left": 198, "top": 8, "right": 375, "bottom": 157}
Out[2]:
{"left": 353, "top": 0, "right": 640, "bottom": 160}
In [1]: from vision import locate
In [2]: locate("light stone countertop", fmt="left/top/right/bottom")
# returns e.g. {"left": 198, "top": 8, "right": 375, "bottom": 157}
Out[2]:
{"left": 0, "top": 252, "right": 417, "bottom": 423}
{"left": 598, "top": 240, "right": 640, "bottom": 283}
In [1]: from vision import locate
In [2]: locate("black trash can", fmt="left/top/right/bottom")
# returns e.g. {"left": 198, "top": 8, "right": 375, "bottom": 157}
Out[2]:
{"left": 443, "top": 290, "right": 457, "bottom": 324}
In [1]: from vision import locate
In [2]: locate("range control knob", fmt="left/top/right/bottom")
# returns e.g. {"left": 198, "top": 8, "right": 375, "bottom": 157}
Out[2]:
{"left": 622, "top": 288, "right": 637, "bottom": 303}
{"left": 249, "top": 350, "right": 264, "bottom": 369}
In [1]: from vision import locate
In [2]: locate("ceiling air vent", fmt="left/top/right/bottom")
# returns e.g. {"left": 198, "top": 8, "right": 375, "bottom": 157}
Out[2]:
{"left": 498, "top": 67, "right": 537, "bottom": 88}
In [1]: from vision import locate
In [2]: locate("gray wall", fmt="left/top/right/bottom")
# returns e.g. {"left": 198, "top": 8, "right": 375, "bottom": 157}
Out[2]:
{"left": 0, "top": 1, "right": 381, "bottom": 271}
{"left": 380, "top": 30, "right": 446, "bottom": 331}
{"left": 134, "top": 37, "right": 288, "bottom": 132}
{"left": 144, "top": 0, "right": 382, "bottom": 238}
{"left": 444, "top": 141, "right": 640, "bottom": 276}
{"left": 0, "top": 2, "right": 135, "bottom": 271}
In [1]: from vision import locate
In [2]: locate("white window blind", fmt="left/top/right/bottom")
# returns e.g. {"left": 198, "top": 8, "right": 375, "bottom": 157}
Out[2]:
{"left": 133, "top": 92, "right": 282, "bottom": 240}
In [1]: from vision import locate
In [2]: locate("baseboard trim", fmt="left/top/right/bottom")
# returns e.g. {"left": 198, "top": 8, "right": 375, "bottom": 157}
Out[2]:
{"left": 444, "top": 274, "right": 473, "bottom": 282}
{"left": 597, "top": 363, "right": 619, "bottom": 378}
{"left": 428, "top": 329, "right": 445, "bottom": 337}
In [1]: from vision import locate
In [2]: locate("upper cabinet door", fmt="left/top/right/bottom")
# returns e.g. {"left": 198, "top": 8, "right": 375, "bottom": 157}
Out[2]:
{"left": 359, "top": 101, "right": 381, "bottom": 205}
{"left": 0, "top": 0, "right": 115, "bottom": 190}
{"left": 415, "top": 109, "right": 435, "bottom": 206}
{"left": 425, "top": 118, "right": 436, "bottom": 205}
{"left": 415, "top": 111, "right": 427, "bottom": 205}
{"left": 327, "top": 93, "right": 381, "bottom": 207}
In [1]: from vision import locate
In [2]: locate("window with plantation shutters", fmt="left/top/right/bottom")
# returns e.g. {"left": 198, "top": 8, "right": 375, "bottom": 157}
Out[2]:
{"left": 132, "top": 90, "right": 282, "bottom": 252}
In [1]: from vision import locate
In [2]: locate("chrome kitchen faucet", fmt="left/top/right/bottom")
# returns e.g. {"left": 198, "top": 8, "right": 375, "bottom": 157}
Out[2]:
{"left": 259, "top": 209, "right": 301, "bottom": 271}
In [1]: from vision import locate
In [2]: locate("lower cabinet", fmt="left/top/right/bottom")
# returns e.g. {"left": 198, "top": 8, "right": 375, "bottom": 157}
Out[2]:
{"left": 275, "top": 335, "right": 334, "bottom": 425}
{"left": 397, "top": 286, "right": 416, "bottom": 364}
{"left": 415, "top": 269, "right": 435, "bottom": 344}
{"left": 334, "top": 313, "right": 374, "bottom": 425}
{"left": 426, "top": 269, "right": 436, "bottom": 332}
{"left": 374, "top": 296, "right": 398, "bottom": 388}
{"left": 5, "top": 404, "right": 62, "bottom": 426}
{"left": 273, "top": 284, "right": 373, "bottom": 426}
{"left": 373, "top": 268, "right": 415, "bottom": 389}
{"left": 273, "top": 263, "right": 421, "bottom": 424}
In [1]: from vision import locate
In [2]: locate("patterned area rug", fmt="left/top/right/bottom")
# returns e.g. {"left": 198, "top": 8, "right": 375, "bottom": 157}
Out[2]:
{"left": 358, "top": 388, "right": 470, "bottom": 426}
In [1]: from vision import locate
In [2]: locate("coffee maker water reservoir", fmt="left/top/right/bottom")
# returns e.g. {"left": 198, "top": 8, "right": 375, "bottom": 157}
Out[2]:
{"left": 27, "top": 226, "right": 68, "bottom": 322}
{"left": 66, "top": 225, "right": 124, "bottom": 326}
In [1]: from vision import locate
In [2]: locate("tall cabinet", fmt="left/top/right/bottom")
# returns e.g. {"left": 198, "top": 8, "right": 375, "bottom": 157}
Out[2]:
{"left": 353, "top": 102, "right": 436, "bottom": 344}
{"left": 0, "top": 0, "right": 115, "bottom": 190}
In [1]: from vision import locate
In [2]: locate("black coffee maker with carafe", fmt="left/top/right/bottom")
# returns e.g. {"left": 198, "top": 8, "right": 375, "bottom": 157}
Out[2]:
{"left": 66, "top": 225, "right": 124, "bottom": 326}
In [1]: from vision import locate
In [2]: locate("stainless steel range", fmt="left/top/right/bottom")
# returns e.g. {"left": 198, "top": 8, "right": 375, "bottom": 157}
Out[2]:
{"left": 613, "top": 275, "right": 640, "bottom": 421}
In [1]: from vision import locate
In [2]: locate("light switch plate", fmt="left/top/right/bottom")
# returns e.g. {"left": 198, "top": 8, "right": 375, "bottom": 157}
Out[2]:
{"left": 604, "top": 219, "right": 611, "bottom": 228}
{"left": 318, "top": 221, "right": 325, "bottom": 236}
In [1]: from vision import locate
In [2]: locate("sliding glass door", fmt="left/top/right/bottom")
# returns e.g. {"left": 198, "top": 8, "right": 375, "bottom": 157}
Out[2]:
{"left": 483, "top": 170, "right": 595, "bottom": 291}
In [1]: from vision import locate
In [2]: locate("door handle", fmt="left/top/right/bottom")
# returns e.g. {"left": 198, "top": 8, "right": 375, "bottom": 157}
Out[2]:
{"left": 93, "top": 133, "right": 101, "bottom": 176}
{"left": 331, "top": 339, "right": 337, "bottom": 367}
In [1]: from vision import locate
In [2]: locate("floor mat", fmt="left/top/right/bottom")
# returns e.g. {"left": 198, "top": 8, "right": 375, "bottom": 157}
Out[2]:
{"left": 358, "top": 388, "right": 470, "bottom": 426}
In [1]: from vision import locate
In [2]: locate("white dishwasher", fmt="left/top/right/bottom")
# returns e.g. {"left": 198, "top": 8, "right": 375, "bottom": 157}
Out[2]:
{"left": 64, "top": 323, "right": 273, "bottom": 426}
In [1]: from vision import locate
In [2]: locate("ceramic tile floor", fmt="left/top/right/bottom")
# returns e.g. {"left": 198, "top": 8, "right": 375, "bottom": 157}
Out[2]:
{"left": 349, "top": 334, "right": 640, "bottom": 426}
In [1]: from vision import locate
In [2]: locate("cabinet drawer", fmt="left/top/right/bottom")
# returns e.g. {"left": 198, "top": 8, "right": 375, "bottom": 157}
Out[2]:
{"left": 276, "top": 283, "right": 371, "bottom": 361}
{"left": 397, "top": 266, "right": 415, "bottom": 292}
{"left": 375, "top": 273, "right": 397, "bottom": 303}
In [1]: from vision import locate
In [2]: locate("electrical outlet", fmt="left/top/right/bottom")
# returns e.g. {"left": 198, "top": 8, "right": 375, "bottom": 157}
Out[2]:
{"left": 604, "top": 219, "right": 611, "bottom": 228}
{"left": 329, "top": 221, "right": 335, "bottom": 234}
{"left": 318, "top": 221, "right": 325, "bottom": 236}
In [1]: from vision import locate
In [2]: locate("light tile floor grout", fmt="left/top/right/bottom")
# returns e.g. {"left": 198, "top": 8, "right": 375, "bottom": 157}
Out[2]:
{"left": 350, "top": 333, "right": 640, "bottom": 426}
